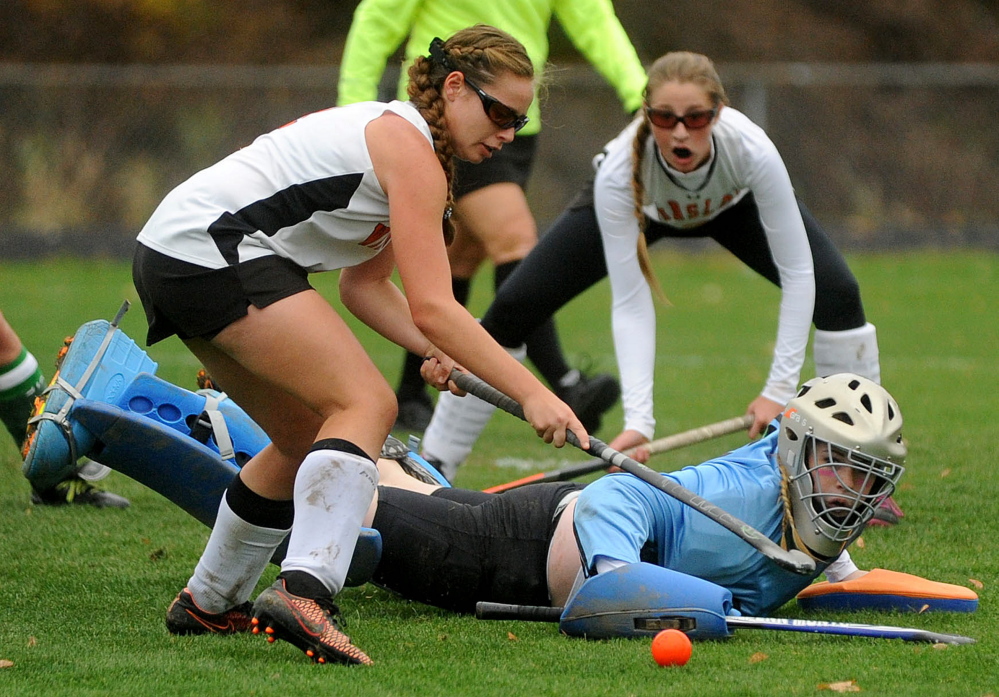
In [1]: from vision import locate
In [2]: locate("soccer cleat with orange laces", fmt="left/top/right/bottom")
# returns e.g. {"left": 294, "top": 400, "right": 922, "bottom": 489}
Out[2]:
{"left": 252, "top": 578, "right": 373, "bottom": 665}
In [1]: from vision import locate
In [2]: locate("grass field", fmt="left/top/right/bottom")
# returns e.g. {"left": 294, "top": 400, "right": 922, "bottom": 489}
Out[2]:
{"left": 0, "top": 250, "right": 995, "bottom": 696}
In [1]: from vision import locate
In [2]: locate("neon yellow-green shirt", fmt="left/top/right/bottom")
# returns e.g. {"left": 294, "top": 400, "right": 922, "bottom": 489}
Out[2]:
{"left": 336, "top": 0, "right": 646, "bottom": 136}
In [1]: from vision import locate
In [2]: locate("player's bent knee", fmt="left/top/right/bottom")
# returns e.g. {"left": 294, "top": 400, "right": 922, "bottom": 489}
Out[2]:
{"left": 339, "top": 381, "right": 397, "bottom": 435}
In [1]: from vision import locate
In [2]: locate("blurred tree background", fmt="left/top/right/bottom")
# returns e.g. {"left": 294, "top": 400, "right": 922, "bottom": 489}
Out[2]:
{"left": 3, "top": 0, "right": 996, "bottom": 63}
{"left": 0, "top": 0, "right": 996, "bottom": 255}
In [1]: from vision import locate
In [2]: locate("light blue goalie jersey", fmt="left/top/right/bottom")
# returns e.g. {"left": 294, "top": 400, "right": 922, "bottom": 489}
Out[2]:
{"left": 572, "top": 428, "right": 828, "bottom": 616}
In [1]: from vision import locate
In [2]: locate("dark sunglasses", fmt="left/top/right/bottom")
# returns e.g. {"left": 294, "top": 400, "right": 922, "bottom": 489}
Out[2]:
{"left": 427, "top": 36, "right": 529, "bottom": 132}
{"left": 463, "top": 75, "right": 530, "bottom": 132}
{"left": 644, "top": 106, "right": 717, "bottom": 130}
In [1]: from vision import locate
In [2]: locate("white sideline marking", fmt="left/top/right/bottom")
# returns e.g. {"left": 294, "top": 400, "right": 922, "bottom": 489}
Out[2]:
{"left": 494, "top": 457, "right": 581, "bottom": 472}
{"left": 655, "top": 355, "right": 981, "bottom": 371}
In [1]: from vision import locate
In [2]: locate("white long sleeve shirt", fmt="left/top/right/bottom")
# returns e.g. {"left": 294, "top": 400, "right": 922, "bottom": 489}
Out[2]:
{"left": 593, "top": 107, "right": 815, "bottom": 439}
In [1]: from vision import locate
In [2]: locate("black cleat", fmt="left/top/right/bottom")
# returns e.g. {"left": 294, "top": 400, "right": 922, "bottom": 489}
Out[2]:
{"left": 31, "top": 476, "right": 130, "bottom": 509}
{"left": 166, "top": 588, "right": 254, "bottom": 635}
{"left": 393, "top": 392, "right": 435, "bottom": 433}
{"left": 557, "top": 372, "right": 621, "bottom": 434}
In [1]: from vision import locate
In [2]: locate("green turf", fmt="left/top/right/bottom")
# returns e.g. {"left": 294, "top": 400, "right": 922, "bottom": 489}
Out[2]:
{"left": 0, "top": 251, "right": 995, "bottom": 696}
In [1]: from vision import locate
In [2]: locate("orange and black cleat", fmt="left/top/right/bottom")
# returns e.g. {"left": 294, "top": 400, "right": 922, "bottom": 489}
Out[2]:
{"left": 252, "top": 578, "right": 373, "bottom": 665}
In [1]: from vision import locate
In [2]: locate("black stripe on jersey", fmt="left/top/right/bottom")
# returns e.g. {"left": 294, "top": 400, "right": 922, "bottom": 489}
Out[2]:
{"left": 208, "top": 172, "right": 365, "bottom": 265}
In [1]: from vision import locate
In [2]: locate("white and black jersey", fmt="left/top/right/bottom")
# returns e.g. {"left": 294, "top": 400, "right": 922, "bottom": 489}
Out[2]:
{"left": 137, "top": 100, "right": 432, "bottom": 272}
{"left": 476, "top": 106, "right": 865, "bottom": 445}
{"left": 595, "top": 108, "right": 815, "bottom": 437}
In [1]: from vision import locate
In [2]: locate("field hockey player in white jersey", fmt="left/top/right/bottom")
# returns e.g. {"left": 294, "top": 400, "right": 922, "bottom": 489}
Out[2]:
{"left": 421, "top": 51, "right": 901, "bottom": 526}
{"left": 338, "top": 0, "right": 646, "bottom": 435}
{"left": 131, "top": 25, "right": 588, "bottom": 666}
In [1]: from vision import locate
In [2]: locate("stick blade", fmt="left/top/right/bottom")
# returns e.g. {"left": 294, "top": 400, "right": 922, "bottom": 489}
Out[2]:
{"left": 774, "top": 549, "right": 817, "bottom": 575}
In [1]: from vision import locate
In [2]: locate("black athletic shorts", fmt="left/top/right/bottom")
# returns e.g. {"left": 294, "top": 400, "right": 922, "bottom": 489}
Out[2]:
{"left": 452, "top": 134, "right": 537, "bottom": 199}
{"left": 132, "top": 243, "right": 313, "bottom": 345}
{"left": 370, "top": 481, "right": 583, "bottom": 613}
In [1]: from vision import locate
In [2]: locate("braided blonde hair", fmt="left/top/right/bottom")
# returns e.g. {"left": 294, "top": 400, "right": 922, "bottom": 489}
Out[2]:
{"left": 631, "top": 52, "right": 729, "bottom": 302}
{"left": 407, "top": 25, "right": 533, "bottom": 245}
{"left": 779, "top": 470, "right": 824, "bottom": 563}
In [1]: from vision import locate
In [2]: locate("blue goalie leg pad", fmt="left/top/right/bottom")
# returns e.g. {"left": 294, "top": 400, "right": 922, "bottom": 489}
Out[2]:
{"left": 114, "top": 373, "right": 269, "bottom": 465}
{"left": 559, "top": 563, "right": 735, "bottom": 640}
{"left": 73, "top": 399, "right": 238, "bottom": 527}
{"left": 72, "top": 399, "right": 381, "bottom": 587}
{"left": 23, "top": 312, "right": 158, "bottom": 490}
{"left": 799, "top": 593, "right": 978, "bottom": 613}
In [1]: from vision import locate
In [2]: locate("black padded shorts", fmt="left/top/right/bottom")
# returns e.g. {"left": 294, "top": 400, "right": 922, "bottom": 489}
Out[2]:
{"left": 132, "top": 243, "right": 313, "bottom": 345}
{"left": 452, "top": 134, "right": 537, "bottom": 199}
{"left": 370, "top": 481, "right": 582, "bottom": 613}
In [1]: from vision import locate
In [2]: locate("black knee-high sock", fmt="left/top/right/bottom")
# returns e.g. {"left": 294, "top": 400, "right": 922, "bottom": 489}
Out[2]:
{"left": 396, "top": 277, "right": 472, "bottom": 399}
{"left": 494, "top": 261, "right": 570, "bottom": 387}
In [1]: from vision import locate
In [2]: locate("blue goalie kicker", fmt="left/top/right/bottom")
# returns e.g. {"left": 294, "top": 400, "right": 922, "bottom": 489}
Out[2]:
{"left": 21, "top": 302, "right": 384, "bottom": 587}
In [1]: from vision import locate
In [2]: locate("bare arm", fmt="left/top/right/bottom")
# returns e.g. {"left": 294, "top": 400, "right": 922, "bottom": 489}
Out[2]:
{"left": 362, "top": 113, "right": 588, "bottom": 448}
{"left": 339, "top": 242, "right": 432, "bottom": 356}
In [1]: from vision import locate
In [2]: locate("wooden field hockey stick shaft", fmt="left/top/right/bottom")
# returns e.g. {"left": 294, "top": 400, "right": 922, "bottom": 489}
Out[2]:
{"left": 483, "top": 414, "right": 753, "bottom": 493}
{"left": 449, "top": 370, "right": 815, "bottom": 575}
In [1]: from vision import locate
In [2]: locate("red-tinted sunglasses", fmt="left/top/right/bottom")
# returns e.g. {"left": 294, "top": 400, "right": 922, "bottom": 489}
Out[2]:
{"left": 464, "top": 75, "right": 530, "bottom": 132}
{"left": 644, "top": 106, "right": 717, "bottom": 130}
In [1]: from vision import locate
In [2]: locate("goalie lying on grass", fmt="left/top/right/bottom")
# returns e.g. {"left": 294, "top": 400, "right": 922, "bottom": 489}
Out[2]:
{"left": 363, "top": 373, "right": 974, "bottom": 618}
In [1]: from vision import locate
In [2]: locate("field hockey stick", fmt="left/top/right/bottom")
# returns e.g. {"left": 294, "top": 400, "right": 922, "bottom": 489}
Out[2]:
{"left": 449, "top": 370, "right": 815, "bottom": 575}
{"left": 473, "top": 602, "right": 976, "bottom": 644}
{"left": 483, "top": 414, "right": 753, "bottom": 493}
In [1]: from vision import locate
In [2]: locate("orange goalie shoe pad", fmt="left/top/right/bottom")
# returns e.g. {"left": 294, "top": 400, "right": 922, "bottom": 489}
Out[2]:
{"left": 797, "top": 568, "right": 978, "bottom": 613}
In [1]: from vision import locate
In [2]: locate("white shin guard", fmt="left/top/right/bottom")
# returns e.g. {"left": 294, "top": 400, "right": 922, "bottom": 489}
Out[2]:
{"left": 188, "top": 496, "right": 290, "bottom": 613}
{"left": 421, "top": 344, "right": 527, "bottom": 480}
{"left": 280, "top": 448, "right": 378, "bottom": 596}
{"left": 813, "top": 322, "right": 881, "bottom": 384}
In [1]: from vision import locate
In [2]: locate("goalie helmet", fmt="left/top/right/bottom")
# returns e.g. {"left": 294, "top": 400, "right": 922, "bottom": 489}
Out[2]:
{"left": 778, "top": 373, "right": 906, "bottom": 559}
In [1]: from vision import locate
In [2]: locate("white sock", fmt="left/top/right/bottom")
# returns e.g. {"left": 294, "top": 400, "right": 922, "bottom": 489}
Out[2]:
{"left": 421, "top": 344, "right": 526, "bottom": 480}
{"left": 187, "top": 496, "right": 290, "bottom": 613}
{"left": 420, "top": 390, "right": 496, "bottom": 481}
{"left": 280, "top": 447, "right": 378, "bottom": 596}
{"left": 558, "top": 369, "right": 581, "bottom": 390}
{"left": 813, "top": 323, "right": 881, "bottom": 384}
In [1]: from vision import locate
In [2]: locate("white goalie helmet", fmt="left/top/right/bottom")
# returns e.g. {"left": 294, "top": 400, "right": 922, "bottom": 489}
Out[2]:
{"left": 778, "top": 373, "right": 906, "bottom": 559}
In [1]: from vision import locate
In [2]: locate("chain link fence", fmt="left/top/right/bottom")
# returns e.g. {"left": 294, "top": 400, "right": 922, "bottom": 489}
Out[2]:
{"left": 1, "top": 62, "right": 996, "bottom": 258}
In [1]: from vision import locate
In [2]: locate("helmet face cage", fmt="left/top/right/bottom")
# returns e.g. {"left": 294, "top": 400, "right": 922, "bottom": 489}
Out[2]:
{"left": 791, "top": 435, "right": 904, "bottom": 543}
{"left": 778, "top": 373, "right": 907, "bottom": 559}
